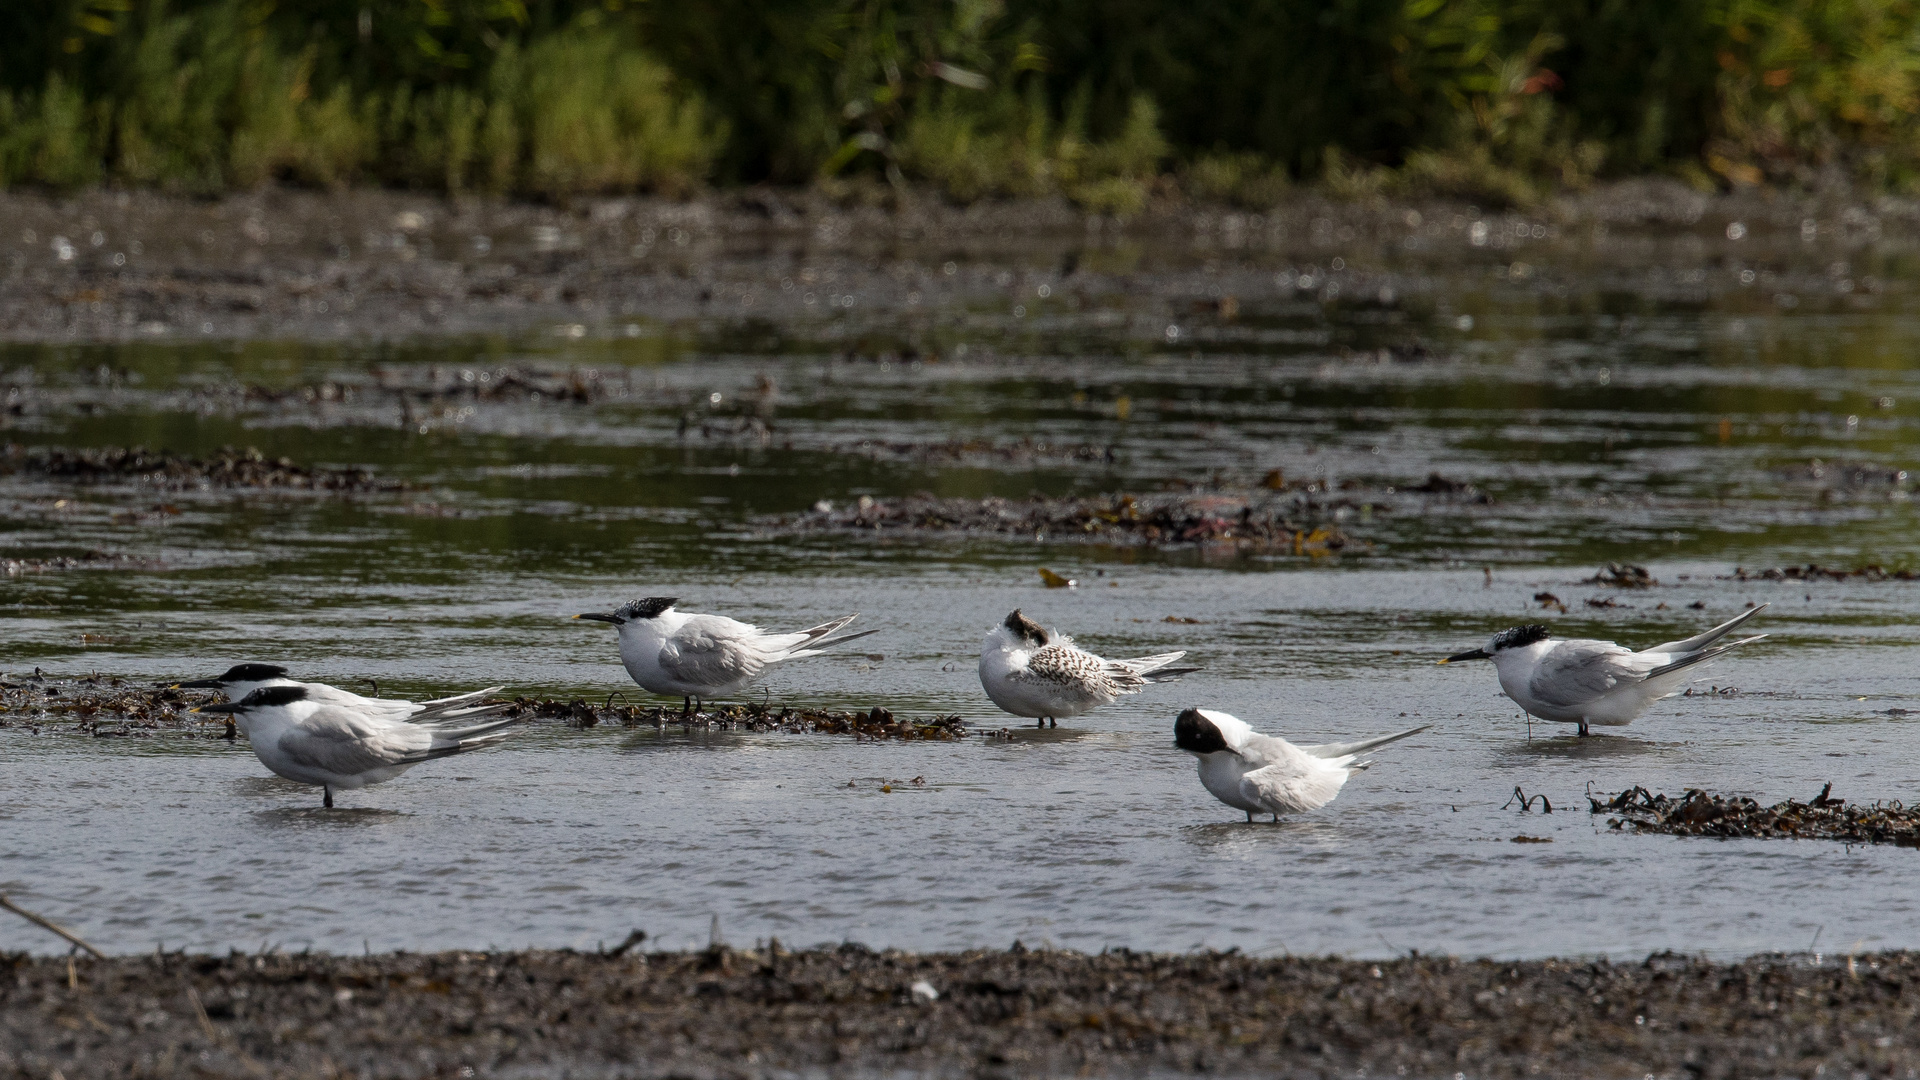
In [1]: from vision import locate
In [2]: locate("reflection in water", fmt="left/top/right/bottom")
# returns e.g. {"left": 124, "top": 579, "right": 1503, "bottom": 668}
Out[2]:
{"left": 252, "top": 807, "right": 411, "bottom": 827}
{"left": 6, "top": 227, "right": 1920, "bottom": 959}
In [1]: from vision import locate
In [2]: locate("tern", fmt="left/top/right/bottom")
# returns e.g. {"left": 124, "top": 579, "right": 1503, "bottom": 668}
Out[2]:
{"left": 174, "top": 663, "right": 504, "bottom": 726}
{"left": 979, "top": 609, "right": 1196, "bottom": 727}
{"left": 574, "top": 597, "right": 878, "bottom": 711}
{"left": 1439, "top": 604, "right": 1769, "bottom": 736}
{"left": 1174, "top": 708, "right": 1429, "bottom": 822}
{"left": 193, "top": 685, "right": 520, "bottom": 808}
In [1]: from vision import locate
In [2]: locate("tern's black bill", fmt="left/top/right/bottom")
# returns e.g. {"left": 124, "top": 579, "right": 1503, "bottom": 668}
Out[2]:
{"left": 574, "top": 612, "right": 623, "bottom": 624}
{"left": 172, "top": 678, "right": 225, "bottom": 688}
{"left": 1442, "top": 648, "right": 1491, "bottom": 664}
{"left": 193, "top": 701, "right": 246, "bottom": 714}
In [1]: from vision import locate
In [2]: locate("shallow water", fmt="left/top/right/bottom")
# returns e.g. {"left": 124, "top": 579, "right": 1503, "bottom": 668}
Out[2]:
{"left": 4, "top": 220, "right": 1920, "bottom": 959}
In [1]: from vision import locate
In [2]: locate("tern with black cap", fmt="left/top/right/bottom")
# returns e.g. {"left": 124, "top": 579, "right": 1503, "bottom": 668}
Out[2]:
{"left": 1438, "top": 604, "right": 1769, "bottom": 736}
{"left": 174, "top": 663, "right": 504, "bottom": 727}
{"left": 1174, "top": 708, "right": 1430, "bottom": 822}
{"left": 980, "top": 609, "right": 1196, "bottom": 727}
{"left": 193, "top": 685, "right": 520, "bottom": 808}
{"left": 575, "top": 598, "right": 877, "bottom": 712}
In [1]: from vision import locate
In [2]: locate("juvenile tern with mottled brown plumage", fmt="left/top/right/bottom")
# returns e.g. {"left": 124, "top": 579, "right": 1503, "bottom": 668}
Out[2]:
{"left": 979, "top": 609, "right": 1196, "bottom": 727}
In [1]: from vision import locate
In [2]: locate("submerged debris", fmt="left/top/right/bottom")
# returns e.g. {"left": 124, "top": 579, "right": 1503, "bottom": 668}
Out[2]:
{"left": 1585, "top": 562, "right": 1656, "bottom": 588}
{"left": 505, "top": 698, "right": 973, "bottom": 740}
{"left": 1, "top": 551, "right": 156, "bottom": 575}
{"left": 1727, "top": 563, "right": 1919, "bottom": 582}
{"left": 1, "top": 444, "right": 401, "bottom": 492}
{"left": 773, "top": 491, "right": 1355, "bottom": 550}
{"left": 1776, "top": 459, "right": 1911, "bottom": 488}
{"left": 1404, "top": 472, "right": 1483, "bottom": 497}
{"left": 1593, "top": 784, "right": 1920, "bottom": 847}
{"left": 836, "top": 437, "right": 1119, "bottom": 465}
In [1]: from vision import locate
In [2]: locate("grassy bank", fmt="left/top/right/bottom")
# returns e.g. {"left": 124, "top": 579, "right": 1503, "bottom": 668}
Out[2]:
{"left": 8, "top": 1, "right": 1920, "bottom": 209}
{"left": 3, "top": 944, "right": 1917, "bottom": 1077}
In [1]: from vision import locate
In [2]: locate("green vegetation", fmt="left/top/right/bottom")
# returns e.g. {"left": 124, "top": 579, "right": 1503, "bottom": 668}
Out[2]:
{"left": 7, "top": 0, "right": 1920, "bottom": 207}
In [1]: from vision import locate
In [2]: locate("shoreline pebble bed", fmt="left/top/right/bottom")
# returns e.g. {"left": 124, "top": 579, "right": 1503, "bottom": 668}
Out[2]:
{"left": 3, "top": 945, "right": 1917, "bottom": 1078}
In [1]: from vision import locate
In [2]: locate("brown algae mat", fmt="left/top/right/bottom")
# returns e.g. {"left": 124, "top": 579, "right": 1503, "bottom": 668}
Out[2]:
{"left": 1, "top": 443, "right": 401, "bottom": 492}
{"left": 1592, "top": 785, "right": 1920, "bottom": 847}
{"left": 5, "top": 945, "right": 1920, "bottom": 1079}
{"left": 0, "top": 676, "right": 973, "bottom": 741}
{"left": 508, "top": 697, "right": 974, "bottom": 739}
{"left": 772, "top": 490, "right": 1361, "bottom": 550}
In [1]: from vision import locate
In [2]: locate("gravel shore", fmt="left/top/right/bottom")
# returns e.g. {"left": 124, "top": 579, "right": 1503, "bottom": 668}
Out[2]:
{"left": 3, "top": 945, "right": 1916, "bottom": 1079}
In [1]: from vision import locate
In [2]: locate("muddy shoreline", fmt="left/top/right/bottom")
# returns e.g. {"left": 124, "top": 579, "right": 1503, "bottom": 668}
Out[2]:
{"left": 2, "top": 945, "right": 1915, "bottom": 1079}
{"left": 1, "top": 180, "right": 1909, "bottom": 345}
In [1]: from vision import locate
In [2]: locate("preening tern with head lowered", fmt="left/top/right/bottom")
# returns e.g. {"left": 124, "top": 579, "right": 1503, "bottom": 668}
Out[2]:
{"left": 1174, "top": 708, "right": 1430, "bottom": 822}
{"left": 1439, "top": 604, "right": 1769, "bottom": 736}
{"left": 574, "top": 597, "right": 878, "bottom": 711}
{"left": 174, "top": 663, "right": 505, "bottom": 725}
{"left": 194, "top": 684, "right": 520, "bottom": 808}
{"left": 980, "top": 609, "right": 1197, "bottom": 727}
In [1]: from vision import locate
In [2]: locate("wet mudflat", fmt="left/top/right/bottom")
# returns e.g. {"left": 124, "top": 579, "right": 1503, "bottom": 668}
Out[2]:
{"left": 4, "top": 185, "right": 1920, "bottom": 972}
{"left": 5, "top": 945, "right": 1919, "bottom": 1079}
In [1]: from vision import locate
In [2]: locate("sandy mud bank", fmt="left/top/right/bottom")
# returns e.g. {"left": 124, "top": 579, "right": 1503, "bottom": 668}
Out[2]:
{"left": 3, "top": 945, "right": 1917, "bottom": 1079}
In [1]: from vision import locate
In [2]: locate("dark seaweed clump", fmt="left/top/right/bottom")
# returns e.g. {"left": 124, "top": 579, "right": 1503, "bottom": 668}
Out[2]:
{"left": 2, "top": 444, "right": 401, "bottom": 492}
{"left": 0, "top": 672, "right": 206, "bottom": 736}
{"left": 779, "top": 491, "right": 1351, "bottom": 550}
{"left": 1593, "top": 785, "right": 1920, "bottom": 847}
{"left": 507, "top": 698, "right": 973, "bottom": 740}
{"left": 1726, "top": 564, "right": 1919, "bottom": 582}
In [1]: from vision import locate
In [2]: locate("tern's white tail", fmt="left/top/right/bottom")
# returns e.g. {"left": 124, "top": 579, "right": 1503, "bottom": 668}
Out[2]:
{"left": 1299, "top": 725, "right": 1432, "bottom": 767}
{"left": 779, "top": 613, "right": 880, "bottom": 659}
{"left": 1647, "top": 603, "right": 1769, "bottom": 655}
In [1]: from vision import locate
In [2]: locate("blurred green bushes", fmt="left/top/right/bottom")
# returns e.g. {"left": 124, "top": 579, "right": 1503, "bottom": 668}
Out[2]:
{"left": 5, "top": 0, "right": 1920, "bottom": 205}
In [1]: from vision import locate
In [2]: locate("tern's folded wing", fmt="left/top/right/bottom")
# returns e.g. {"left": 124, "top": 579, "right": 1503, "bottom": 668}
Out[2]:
{"left": 1524, "top": 640, "right": 1653, "bottom": 708}
{"left": 1021, "top": 644, "right": 1139, "bottom": 696}
{"left": 275, "top": 707, "right": 434, "bottom": 775}
{"left": 1238, "top": 759, "right": 1347, "bottom": 814}
{"left": 302, "top": 683, "right": 417, "bottom": 721}
{"left": 658, "top": 619, "right": 765, "bottom": 687}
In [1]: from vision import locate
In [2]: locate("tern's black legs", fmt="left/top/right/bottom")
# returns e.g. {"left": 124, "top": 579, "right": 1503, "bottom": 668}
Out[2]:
{"left": 1033, "top": 716, "right": 1056, "bottom": 729}
{"left": 323, "top": 784, "right": 334, "bottom": 809}
{"left": 682, "top": 696, "right": 692, "bottom": 716}
{"left": 1246, "top": 811, "right": 1254, "bottom": 823}
{"left": 1577, "top": 718, "right": 1591, "bottom": 737}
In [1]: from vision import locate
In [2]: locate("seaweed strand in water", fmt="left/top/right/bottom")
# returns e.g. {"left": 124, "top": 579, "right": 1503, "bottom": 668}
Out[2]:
{"left": 1592, "top": 785, "right": 1920, "bottom": 847}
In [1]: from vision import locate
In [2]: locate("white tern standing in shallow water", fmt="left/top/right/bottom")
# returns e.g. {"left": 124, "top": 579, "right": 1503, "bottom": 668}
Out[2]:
{"left": 174, "top": 663, "right": 505, "bottom": 726}
{"left": 194, "top": 685, "right": 520, "bottom": 808}
{"left": 1439, "top": 604, "right": 1769, "bottom": 736}
{"left": 979, "top": 609, "right": 1197, "bottom": 727}
{"left": 574, "top": 597, "right": 877, "bottom": 712}
{"left": 1173, "top": 708, "right": 1430, "bottom": 822}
